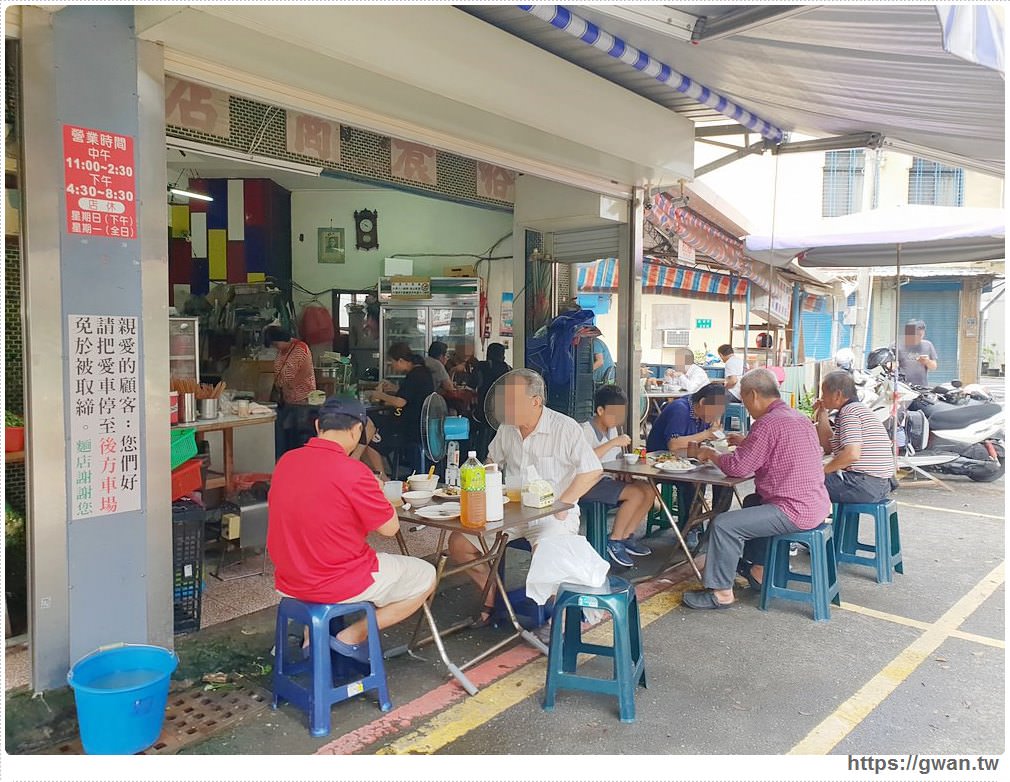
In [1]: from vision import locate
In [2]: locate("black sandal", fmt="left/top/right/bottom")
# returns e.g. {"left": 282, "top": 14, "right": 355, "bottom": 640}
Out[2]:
{"left": 471, "top": 603, "right": 497, "bottom": 629}
{"left": 736, "top": 561, "right": 763, "bottom": 591}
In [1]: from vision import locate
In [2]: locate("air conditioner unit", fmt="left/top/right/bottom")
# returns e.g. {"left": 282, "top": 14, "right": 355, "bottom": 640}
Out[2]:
{"left": 662, "top": 329, "right": 690, "bottom": 348}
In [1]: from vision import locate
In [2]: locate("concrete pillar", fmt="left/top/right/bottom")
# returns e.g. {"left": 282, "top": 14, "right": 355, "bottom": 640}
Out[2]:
{"left": 21, "top": 6, "right": 170, "bottom": 691}
{"left": 617, "top": 187, "right": 644, "bottom": 447}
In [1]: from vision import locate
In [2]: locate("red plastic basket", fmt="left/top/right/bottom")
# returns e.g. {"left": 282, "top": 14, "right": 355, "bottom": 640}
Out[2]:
{"left": 232, "top": 472, "right": 272, "bottom": 492}
{"left": 171, "top": 458, "right": 204, "bottom": 501}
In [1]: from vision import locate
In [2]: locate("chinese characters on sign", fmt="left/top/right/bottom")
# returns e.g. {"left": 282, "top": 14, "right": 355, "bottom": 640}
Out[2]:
{"left": 62, "top": 125, "right": 137, "bottom": 240}
{"left": 286, "top": 111, "right": 341, "bottom": 165}
{"left": 165, "top": 76, "right": 231, "bottom": 137}
{"left": 69, "top": 315, "right": 142, "bottom": 520}
{"left": 477, "top": 163, "right": 516, "bottom": 203}
{"left": 390, "top": 140, "right": 437, "bottom": 186}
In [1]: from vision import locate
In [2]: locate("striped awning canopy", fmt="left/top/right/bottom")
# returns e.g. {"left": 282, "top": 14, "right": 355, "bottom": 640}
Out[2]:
{"left": 577, "top": 257, "right": 748, "bottom": 301}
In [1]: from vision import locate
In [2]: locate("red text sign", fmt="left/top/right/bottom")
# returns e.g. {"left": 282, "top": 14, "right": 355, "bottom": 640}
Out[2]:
{"left": 63, "top": 125, "right": 137, "bottom": 240}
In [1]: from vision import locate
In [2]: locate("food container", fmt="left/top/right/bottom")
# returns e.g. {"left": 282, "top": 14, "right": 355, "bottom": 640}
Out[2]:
{"left": 169, "top": 391, "right": 179, "bottom": 425}
{"left": 402, "top": 490, "right": 434, "bottom": 507}
{"left": 179, "top": 393, "right": 197, "bottom": 424}
{"left": 198, "top": 398, "right": 218, "bottom": 420}
{"left": 623, "top": 452, "right": 640, "bottom": 464}
{"left": 382, "top": 481, "right": 403, "bottom": 505}
{"left": 235, "top": 399, "right": 251, "bottom": 418}
{"left": 521, "top": 479, "right": 555, "bottom": 509}
{"left": 407, "top": 474, "right": 439, "bottom": 492}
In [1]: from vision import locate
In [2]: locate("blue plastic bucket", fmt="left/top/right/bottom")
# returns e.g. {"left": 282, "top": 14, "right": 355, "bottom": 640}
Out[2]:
{"left": 67, "top": 643, "right": 178, "bottom": 754}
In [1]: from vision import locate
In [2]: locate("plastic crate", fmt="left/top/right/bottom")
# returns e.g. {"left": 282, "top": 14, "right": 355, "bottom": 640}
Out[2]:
{"left": 172, "top": 500, "right": 205, "bottom": 634}
{"left": 170, "top": 427, "right": 197, "bottom": 471}
{"left": 171, "top": 458, "right": 204, "bottom": 501}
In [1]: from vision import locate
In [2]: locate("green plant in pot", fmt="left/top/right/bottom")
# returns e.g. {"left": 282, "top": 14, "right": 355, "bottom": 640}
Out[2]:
{"left": 5, "top": 410, "right": 25, "bottom": 453}
{"left": 981, "top": 344, "right": 998, "bottom": 375}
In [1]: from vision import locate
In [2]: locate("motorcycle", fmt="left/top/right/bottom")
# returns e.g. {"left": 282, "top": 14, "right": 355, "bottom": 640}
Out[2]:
{"left": 859, "top": 348, "right": 1005, "bottom": 482}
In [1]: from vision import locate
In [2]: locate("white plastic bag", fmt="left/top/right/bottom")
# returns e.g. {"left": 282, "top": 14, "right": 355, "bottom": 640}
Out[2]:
{"left": 526, "top": 534, "right": 609, "bottom": 606}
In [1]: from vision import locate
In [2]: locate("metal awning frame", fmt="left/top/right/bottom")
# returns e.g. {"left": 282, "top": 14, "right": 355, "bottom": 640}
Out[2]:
{"left": 695, "top": 129, "right": 887, "bottom": 177}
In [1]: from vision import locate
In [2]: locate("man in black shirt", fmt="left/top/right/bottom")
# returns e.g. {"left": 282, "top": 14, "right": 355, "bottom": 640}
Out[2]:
{"left": 371, "top": 342, "right": 434, "bottom": 476}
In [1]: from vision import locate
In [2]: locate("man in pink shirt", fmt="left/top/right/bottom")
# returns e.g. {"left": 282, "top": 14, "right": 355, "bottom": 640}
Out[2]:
{"left": 684, "top": 369, "right": 831, "bottom": 610}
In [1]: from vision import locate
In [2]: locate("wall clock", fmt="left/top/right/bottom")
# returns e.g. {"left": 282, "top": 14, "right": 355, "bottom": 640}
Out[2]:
{"left": 354, "top": 209, "right": 378, "bottom": 251}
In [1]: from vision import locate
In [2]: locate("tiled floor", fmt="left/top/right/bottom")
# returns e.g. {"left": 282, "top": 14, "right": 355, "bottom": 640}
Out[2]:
{"left": 2, "top": 522, "right": 448, "bottom": 692}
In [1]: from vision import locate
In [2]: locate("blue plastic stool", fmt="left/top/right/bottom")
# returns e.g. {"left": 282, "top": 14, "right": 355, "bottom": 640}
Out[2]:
{"left": 760, "top": 524, "right": 841, "bottom": 622}
{"left": 272, "top": 597, "right": 391, "bottom": 737}
{"left": 542, "top": 575, "right": 646, "bottom": 723}
{"left": 579, "top": 501, "right": 610, "bottom": 559}
{"left": 645, "top": 483, "right": 677, "bottom": 537}
{"left": 832, "top": 499, "right": 903, "bottom": 584}
{"left": 724, "top": 402, "right": 749, "bottom": 435}
{"left": 493, "top": 538, "right": 551, "bottom": 630}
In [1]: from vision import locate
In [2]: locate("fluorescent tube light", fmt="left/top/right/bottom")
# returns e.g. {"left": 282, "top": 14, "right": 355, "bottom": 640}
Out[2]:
{"left": 166, "top": 137, "right": 324, "bottom": 176}
{"left": 169, "top": 187, "right": 214, "bottom": 202}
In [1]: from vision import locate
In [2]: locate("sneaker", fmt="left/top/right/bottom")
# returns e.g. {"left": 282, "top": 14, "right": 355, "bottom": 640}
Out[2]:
{"left": 684, "top": 528, "right": 700, "bottom": 552}
{"left": 623, "top": 537, "right": 652, "bottom": 557}
{"left": 789, "top": 542, "right": 809, "bottom": 557}
{"left": 607, "top": 539, "right": 634, "bottom": 567}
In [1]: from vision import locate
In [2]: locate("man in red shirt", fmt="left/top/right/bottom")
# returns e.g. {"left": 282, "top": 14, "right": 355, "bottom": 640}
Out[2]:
{"left": 268, "top": 398, "right": 435, "bottom": 661}
{"left": 685, "top": 369, "right": 831, "bottom": 610}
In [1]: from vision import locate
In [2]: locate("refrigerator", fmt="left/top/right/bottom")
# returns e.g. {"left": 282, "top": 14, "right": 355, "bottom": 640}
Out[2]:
{"left": 378, "top": 277, "right": 479, "bottom": 380}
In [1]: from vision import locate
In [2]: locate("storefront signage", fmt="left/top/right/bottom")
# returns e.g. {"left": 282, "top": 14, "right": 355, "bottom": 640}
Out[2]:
{"left": 286, "top": 111, "right": 341, "bottom": 165}
{"left": 390, "top": 276, "right": 432, "bottom": 300}
{"left": 477, "top": 163, "right": 516, "bottom": 203}
{"left": 695, "top": 319, "right": 712, "bottom": 329}
{"left": 68, "top": 314, "right": 143, "bottom": 521}
{"left": 500, "top": 292, "right": 514, "bottom": 337}
{"left": 62, "top": 125, "right": 137, "bottom": 240}
{"left": 165, "top": 76, "right": 231, "bottom": 138}
{"left": 390, "top": 140, "right": 437, "bottom": 186}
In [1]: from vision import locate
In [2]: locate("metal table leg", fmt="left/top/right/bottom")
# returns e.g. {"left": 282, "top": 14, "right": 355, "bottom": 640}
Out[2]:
{"left": 648, "top": 480, "right": 703, "bottom": 582}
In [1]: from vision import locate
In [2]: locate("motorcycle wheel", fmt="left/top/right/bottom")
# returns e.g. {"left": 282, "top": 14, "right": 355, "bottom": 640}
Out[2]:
{"left": 968, "top": 459, "right": 1005, "bottom": 482}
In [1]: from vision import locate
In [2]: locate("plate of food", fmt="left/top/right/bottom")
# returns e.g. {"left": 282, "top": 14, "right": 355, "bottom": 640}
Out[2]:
{"left": 414, "top": 502, "right": 462, "bottom": 521}
{"left": 655, "top": 458, "right": 700, "bottom": 473}
{"left": 433, "top": 486, "right": 461, "bottom": 499}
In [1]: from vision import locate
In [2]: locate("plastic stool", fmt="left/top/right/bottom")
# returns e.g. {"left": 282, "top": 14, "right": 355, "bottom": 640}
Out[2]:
{"left": 578, "top": 501, "right": 610, "bottom": 559}
{"left": 493, "top": 538, "right": 551, "bottom": 630}
{"left": 542, "top": 575, "right": 646, "bottom": 723}
{"left": 724, "top": 402, "right": 749, "bottom": 435}
{"left": 832, "top": 499, "right": 903, "bottom": 584}
{"left": 760, "top": 524, "right": 841, "bottom": 622}
{"left": 272, "top": 597, "right": 391, "bottom": 737}
{"left": 645, "top": 483, "right": 677, "bottom": 537}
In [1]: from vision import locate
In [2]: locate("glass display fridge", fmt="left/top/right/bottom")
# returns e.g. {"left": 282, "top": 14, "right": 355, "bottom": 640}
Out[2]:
{"left": 378, "top": 277, "right": 479, "bottom": 380}
{"left": 169, "top": 316, "right": 200, "bottom": 384}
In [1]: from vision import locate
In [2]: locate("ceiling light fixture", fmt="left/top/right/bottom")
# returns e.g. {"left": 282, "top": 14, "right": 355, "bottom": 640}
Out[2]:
{"left": 169, "top": 187, "right": 214, "bottom": 202}
{"left": 166, "top": 137, "right": 324, "bottom": 177}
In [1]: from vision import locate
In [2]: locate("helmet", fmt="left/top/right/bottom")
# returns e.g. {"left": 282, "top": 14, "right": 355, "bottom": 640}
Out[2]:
{"left": 834, "top": 348, "right": 855, "bottom": 371}
{"left": 866, "top": 347, "right": 895, "bottom": 371}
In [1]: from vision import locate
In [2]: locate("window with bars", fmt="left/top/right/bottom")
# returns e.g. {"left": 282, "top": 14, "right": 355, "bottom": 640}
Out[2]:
{"left": 908, "top": 158, "right": 964, "bottom": 206}
{"left": 822, "top": 150, "right": 865, "bottom": 217}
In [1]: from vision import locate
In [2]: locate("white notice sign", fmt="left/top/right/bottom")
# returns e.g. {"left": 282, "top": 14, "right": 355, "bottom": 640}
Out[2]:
{"left": 69, "top": 314, "right": 142, "bottom": 520}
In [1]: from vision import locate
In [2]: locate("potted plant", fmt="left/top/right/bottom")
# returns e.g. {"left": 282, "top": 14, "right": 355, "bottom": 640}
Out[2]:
{"left": 981, "top": 344, "right": 999, "bottom": 376}
{"left": 4, "top": 411, "right": 24, "bottom": 453}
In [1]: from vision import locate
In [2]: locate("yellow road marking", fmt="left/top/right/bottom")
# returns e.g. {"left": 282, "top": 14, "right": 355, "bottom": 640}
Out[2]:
{"left": 789, "top": 562, "right": 1005, "bottom": 755}
{"left": 377, "top": 587, "right": 688, "bottom": 755}
{"left": 840, "top": 601, "right": 1005, "bottom": 649}
{"left": 896, "top": 501, "right": 1003, "bottom": 521}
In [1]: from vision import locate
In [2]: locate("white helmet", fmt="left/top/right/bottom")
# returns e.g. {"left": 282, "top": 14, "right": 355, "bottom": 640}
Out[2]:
{"left": 834, "top": 348, "right": 855, "bottom": 371}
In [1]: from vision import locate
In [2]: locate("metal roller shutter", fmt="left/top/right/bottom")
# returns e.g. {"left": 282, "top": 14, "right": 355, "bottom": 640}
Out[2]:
{"left": 552, "top": 226, "right": 621, "bottom": 265}
{"left": 898, "top": 281, "right": 961, "bottom": 384}
{"left": 801, "top": 311, "right": 833, "bottom": 361}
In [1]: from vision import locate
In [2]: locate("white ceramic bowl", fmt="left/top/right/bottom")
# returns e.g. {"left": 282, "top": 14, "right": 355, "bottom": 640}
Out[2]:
{"left": 402, "top": 490, "right": 434, "bottom": 507}
{"left": 407, "top": 475, "right": 439, "bottom": 492}
{"left": 623, "top": 452, "right": 640, "bottom": 464}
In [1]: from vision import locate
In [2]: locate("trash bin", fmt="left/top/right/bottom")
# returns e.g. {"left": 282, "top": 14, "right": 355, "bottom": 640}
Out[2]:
{"left": 67, "top": 643, "right": 178, "bottom": 754}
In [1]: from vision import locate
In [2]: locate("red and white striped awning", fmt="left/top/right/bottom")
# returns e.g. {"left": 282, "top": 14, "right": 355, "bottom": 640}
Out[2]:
{"left": 577, "top": 257, "right": 748, "bottom": 301}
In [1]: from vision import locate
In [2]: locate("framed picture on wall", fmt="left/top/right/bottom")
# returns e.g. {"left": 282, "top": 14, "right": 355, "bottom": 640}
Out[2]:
{"left": 317, "top": 227, "right": 345, "bottom": 264}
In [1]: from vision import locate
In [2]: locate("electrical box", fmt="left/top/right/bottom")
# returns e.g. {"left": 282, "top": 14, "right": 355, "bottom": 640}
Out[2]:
{"left": 221, "top": 513, "right": 241, "bottom": 541}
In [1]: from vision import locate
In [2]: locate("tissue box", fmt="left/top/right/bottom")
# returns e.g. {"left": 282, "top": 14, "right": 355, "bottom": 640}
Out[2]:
{"left": 522, "top": 480, "right": 555, "bottom": 509}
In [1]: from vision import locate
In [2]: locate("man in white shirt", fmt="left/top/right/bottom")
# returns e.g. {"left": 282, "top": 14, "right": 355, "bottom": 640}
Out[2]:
{"left": 447, "top": 369, "right": 603, "bottom": 628}
{"left": 669, "top": 347, "right": 710, "bottom": 394}
{"left": 718, "top": 344, "right": 746, "bottom": 402}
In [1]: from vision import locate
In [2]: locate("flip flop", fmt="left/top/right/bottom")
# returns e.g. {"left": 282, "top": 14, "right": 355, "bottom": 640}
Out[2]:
{"left": 736, "top": 561, "right": 763, "bottom": 591}
{"left": 682, "top": 590, "right": 734, "bottom": 610}
{"left": 330, "top": 636, "right": 371, "bottom": 664}
{"left": 470, "top": 603, "right": 497, "bottom": 629}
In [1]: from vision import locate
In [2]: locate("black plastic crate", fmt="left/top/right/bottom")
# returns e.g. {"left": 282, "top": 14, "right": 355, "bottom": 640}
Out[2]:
{"left": 172, "top": 500, "right": 205, "bottom": 634}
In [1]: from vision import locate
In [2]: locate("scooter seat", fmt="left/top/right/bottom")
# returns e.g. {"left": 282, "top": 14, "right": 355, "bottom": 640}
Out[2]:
{"left": 925, "top": 403, "right": 1002, "bottom": 431}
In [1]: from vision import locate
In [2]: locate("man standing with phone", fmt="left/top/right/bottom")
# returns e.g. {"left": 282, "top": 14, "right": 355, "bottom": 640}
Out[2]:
{"left": 897, "top": 320, "right": 938, "bottom": 386}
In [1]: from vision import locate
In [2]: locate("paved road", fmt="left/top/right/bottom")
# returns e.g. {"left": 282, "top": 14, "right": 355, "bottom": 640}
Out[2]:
{"left": 177, "top": 476, "right": 1004, "bottom": 760}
